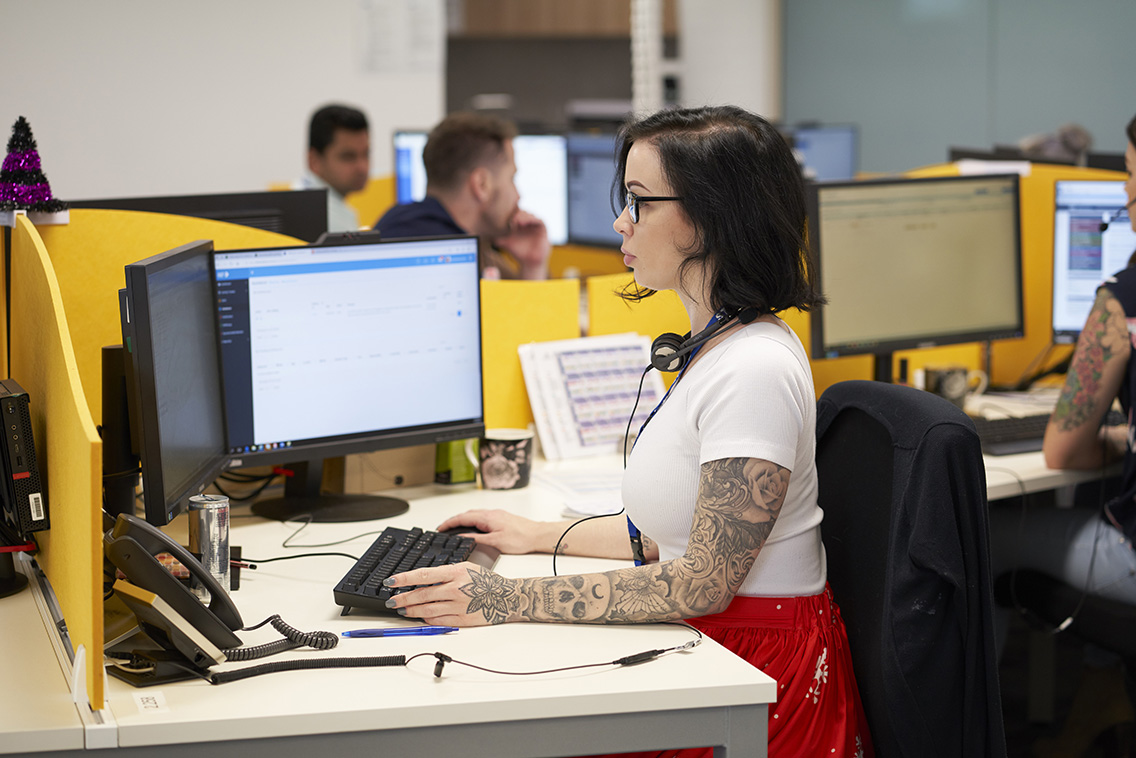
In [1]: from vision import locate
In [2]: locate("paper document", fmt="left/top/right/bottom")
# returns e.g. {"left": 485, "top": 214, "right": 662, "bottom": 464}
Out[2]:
{"left": 519, "top": 333, "right": 665, "bottom": 460}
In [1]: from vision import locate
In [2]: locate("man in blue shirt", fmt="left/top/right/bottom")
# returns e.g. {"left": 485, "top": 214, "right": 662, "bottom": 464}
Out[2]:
{"left": 375, "top": 112, "right": 550, "bottom": 279}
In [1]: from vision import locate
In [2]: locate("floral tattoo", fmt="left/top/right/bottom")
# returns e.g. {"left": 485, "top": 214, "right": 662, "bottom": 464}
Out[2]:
{"left": 1054, "top": 288, "right": 1126, "bottom": 431}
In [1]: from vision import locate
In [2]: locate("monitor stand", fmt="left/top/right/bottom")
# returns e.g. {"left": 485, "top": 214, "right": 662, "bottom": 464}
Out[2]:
{"left": 249, "top": 459, "right": 409, "bottom": 523}
{"left": 0, "top": 551, "right": 29, "bottom": 598}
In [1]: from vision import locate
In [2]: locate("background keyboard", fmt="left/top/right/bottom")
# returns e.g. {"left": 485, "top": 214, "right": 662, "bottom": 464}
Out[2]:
{"left": 333, "top": 526, "right": 500, "bottom": 615}
{"left": 970, "top": 413, "right": 1050, "bottom": 455}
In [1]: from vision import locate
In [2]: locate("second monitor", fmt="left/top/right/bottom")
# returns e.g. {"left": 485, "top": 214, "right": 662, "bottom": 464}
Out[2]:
{"left": 808, "top": 173, "right": 1024, "bottom": 382}
{"left": 213, "top": 235, "right": 485, "bottom": 522}
{"left": 1052, "top": 180, "right": 1136, "bottom": 342}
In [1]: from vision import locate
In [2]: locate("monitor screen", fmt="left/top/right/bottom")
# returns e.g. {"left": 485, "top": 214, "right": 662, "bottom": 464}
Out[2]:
{"left": 566, "top": 131, "right": 622, "bottom": 248}
{"left": 213, "top": 235, "right": 484, "bottom": 521}
{"left": 1052, "top": 180, "right": 1136, "bottom": 343}
{"left": 120, "top": 240, "right": 229, "bottom": 526}
{"left": 791, "top": 124, "right": 858, "bottom": 181}
{"left": 393, "top": 130, "right": 429, "bottom": 205}
{"left": 70, "top": 189, "right": 329, "bottom": 243}
{"left": 808, "top": 174, "right": 1024, "bottom": 381}
{"left": 392, "top": 130, "right": 569, "bottom": 245}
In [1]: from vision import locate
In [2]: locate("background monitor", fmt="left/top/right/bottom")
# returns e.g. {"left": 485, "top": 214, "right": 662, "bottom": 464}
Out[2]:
{"left": 1086, "top": 151, "right": 1126, "bottom": 172}
{"left": 213, "top": 235, "right": 485, "bottom": 522}
{"left": 566, "top": 131, "right": 621, "bottom": 248}
{"left": 1052, "top": 180, "right": 1136, "bottom": 343}
{"left": 790, "top": 124, "right": 858, "bottom": 181}
{"left": 70, "top": 189, "right": 329, "bottom": 243}
{"left": 119, "top": 240, "right": 229, "bottom": 526}
{"left": 808, "top": 173, "right": 1024, "bottom": 382}
{"left": 392, "top": 130, "right": 569, "bottom": 245}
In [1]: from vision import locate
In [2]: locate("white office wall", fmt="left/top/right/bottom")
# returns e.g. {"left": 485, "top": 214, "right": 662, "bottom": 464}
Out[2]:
{"left": 783, "top": 0, "right": 1134, "bottom": 174}
{"left": 0, "top": 0, "right": 446, "bottom": 200}
{"left": 678, "top": 0, "right": 781, "bottom": 119}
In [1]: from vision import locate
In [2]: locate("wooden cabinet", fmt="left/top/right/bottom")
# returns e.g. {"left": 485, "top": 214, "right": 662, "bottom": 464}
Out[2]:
{"left": 453, "top": 0, "right": 677, "bottom": 38}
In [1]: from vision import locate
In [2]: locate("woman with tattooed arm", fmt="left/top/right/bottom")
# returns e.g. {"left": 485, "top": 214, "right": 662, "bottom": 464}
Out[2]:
{"left": 988, "top": 115, "right": 1136, "bottom": 757}
{"left": 385, "top": 106, "right": 873, "bottom": 757}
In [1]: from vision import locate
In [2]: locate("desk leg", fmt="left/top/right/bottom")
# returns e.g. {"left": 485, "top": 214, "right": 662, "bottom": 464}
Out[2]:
{"left": 714, "top": 703, "right": 767, "bottom": 758}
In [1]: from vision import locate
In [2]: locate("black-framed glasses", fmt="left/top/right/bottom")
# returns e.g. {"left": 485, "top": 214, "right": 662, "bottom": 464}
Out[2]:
{"left": 625, "top": 191, "right": 683, "bottom": 223}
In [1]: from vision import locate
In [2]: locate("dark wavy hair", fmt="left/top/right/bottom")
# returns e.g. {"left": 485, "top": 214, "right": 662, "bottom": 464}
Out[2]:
{"left": 1127, "top": 113, "right": 1136, "bottom": 153}
{"left": 612, "top": 105, "right": 824, "bottom": 315}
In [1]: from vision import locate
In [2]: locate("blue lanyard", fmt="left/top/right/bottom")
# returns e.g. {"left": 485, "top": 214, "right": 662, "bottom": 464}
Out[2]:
{"left": 626, "top": 311, "right": 724, "bottom": 566}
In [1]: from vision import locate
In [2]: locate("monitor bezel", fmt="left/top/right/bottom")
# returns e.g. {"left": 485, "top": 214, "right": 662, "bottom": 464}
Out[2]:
{"left": 807, "top": 173, "right": 1025, "bottom": 362}
{"left": 121, "top": 240, "right": 230, "bottom": 526}
{"left": 70, "top": 189, "right": 330, "bottom": 243}
{"left": 212, "top": 233, "right": 486, "bottom": 472}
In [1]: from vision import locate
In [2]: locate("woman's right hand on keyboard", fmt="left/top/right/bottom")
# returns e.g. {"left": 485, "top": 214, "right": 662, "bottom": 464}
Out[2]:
{"left": 437, "top": 509, "right": 551, "bottom": 555}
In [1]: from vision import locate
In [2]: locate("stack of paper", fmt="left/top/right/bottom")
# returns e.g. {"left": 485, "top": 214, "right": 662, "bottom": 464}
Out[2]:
{"left": 519, "top": 333, "right": 666, "bottom": 460}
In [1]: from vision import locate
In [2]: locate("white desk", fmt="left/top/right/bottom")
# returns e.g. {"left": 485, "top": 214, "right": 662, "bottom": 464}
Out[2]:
{"left": 3, "top": 449, "right": 1111, "bottom": 756}
{"left": 983, "top": 451, "right": 1118, "bottom": 501}
{"left": 970, "top": 390, "right": 1120, "bottom": 501}
{"left": 0, "top": 555, "right": 85, "bottom": 754}
{"left": 8, "top": 457, "right": 776, "bottom": 757}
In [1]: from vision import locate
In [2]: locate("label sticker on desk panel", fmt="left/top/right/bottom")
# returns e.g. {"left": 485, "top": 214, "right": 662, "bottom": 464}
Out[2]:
{"left": 132, "top": 691, "right": 170, "bottom": 714}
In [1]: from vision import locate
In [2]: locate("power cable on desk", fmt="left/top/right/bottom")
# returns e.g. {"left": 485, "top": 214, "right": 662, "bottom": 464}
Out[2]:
{"left": 206, "top": 622, "right": 703, "bottom": 684}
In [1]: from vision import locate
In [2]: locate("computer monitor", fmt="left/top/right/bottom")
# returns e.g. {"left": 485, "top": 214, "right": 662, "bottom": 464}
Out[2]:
{"left": 808, "top": 173, "right": 1024, "bottom": 382}
{"left": 119, "top": 240, "right": 229, "bottom": 526}
{"left": 791, "top": 124, "right": 858, "bottom": 181}
{"left": 70, "top": 189, "right": 329, "bottom": 243}
{"left": 566, "top": 131, "right": 622, "bottom": 248}
{"left": 392, "top": 130, "right": 569, "bottom": 245}
{"left": 213, "top": 235, "right": 484, "bottom": 522}
{"left": 1052, "top": 180, "right": 1136, "bottom": 343}
{"left": 1086, "top": 151, "right": 1127, "bottom": 173}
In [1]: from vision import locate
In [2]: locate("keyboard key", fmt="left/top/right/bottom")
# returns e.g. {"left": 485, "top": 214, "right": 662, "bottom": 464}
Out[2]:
{"left": 333, "top": 526, "right": 500, "bottom": 615}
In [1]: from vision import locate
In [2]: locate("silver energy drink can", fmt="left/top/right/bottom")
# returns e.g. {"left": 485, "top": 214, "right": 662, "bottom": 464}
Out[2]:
{"left": 187, "top": 494, "right": 230, "bottom": 602}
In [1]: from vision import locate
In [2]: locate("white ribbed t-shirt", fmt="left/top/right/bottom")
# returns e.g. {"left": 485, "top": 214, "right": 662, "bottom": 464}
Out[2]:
{"left": 622, "top": 319, "right": 826, "bottom": 597}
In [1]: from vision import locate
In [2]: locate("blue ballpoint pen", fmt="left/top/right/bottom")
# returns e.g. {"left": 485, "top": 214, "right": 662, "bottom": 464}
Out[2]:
{"left": 342, "top": 626, "right": 458, "bottom": 638}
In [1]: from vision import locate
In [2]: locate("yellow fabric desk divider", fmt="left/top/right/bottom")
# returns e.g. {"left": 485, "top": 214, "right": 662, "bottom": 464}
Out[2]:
{"left": 34, "top": 209, "right": 303, "bottom": 423}
{"left": 345, "top": 175, "right": 396, "bottom": 230}
{"left": 480, "top": 278, "right": 581, "bottom": 430}
{"left": 902, "top": 162, "right": 1126, "bottom": 390}
{"left": 9, "top": 215, "right": 103, "bottom": 709}
{"left": 10, "top": 210, "right": 304, "bottom": 711}
{"left": 549, "top": 244, "right": 629, "bottom": 280}
{"left": 586, "top": 271, "right": 687, "bottom": 389}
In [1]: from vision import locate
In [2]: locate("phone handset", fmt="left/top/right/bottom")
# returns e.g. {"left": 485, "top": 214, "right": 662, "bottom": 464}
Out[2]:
{"left": 104, "top": 512, "right": 242, "bottom": 650}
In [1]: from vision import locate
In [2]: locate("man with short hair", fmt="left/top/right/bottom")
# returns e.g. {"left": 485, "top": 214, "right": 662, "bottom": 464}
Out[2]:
{"left": 374, "top": 112, "right": 549, "bottom": 280}
{"left": 297, "top": 104, "right": 370, "bottom": 232}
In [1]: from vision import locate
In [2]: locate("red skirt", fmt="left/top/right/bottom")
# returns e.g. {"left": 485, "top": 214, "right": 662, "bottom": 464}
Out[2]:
{"left": 584, "top": 585, "right": 873, "bottom": 758}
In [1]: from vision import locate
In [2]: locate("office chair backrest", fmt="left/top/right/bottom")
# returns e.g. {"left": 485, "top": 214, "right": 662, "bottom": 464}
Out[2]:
{"left": 816, "top": 380, "right": 1007, "bottom": 758}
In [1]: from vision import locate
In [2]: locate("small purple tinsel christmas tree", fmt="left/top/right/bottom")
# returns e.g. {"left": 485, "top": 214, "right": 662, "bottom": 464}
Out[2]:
{"left": 0, "top": 116, "right": 68, "bottom": 214}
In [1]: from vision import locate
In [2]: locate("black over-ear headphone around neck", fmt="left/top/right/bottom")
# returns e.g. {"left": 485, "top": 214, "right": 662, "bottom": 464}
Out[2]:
{"left": 649, "top": 306, "right": 760, "bottom": 372}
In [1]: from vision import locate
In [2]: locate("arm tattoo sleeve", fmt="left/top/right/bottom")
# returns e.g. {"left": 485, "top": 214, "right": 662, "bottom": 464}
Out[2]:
{"left": 1054, "top": 288, "right": 1127, "bottom": 431}
{"left": 501, "top": 457, "right": 790, "bottom": 624}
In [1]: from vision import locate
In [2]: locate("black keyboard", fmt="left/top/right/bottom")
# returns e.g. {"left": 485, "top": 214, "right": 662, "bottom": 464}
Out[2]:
{"left": 333, "top": 526, "right": 499, "bottom": 615}
{"left": 970, "top": 413, "right": 1050, "bottom": 456}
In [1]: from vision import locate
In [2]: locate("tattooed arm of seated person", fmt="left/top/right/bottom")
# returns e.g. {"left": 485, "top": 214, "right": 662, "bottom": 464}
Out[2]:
{"left": 385, "top": 457, "right": 789, "bottom": 626}
{"left": 1044, "top": 287, "right": 1130, "bottom": 470}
